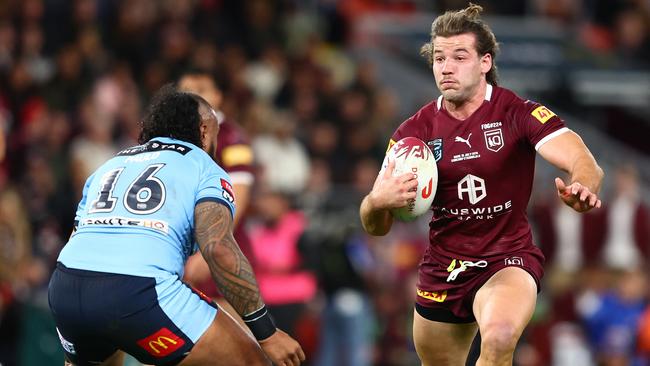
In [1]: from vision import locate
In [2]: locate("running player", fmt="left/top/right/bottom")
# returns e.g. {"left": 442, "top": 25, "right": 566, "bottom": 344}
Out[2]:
{"left": 359, "top": 4, "right": 603, "bottom": 365}
{"left": 48, "top": 87, "right": 305, "bottom": 366}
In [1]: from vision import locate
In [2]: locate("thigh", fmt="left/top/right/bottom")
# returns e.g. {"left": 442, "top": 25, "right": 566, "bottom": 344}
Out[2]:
{"left": 179, "top": 305, "right": 270, "bottom": 366}
{"left": 413, "top": 309, "right": 478, "bottom": 366}
{"left": 472, "top": 267, "right": 537, "bottom": 340}
{"left": 99, "top": 350, "right": 126, "bottom": 366}
{"left": 214, "top": 297, "right": 250, "bottom": 335}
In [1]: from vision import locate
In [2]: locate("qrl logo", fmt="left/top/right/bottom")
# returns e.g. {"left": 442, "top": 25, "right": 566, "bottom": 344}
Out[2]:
{"left": 484, "top": 129, "right": 504, "bottom": 152}
{"left": 458, "top": 174, "right": 486, "bottom": 204}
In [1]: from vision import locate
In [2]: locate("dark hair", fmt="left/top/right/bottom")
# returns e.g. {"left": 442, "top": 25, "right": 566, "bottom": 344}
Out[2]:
{"left": 138, "top": 84, "right": 205, "bottom": 146}
{"left": 420, "top": 3, "right": 500, "bottom": 85}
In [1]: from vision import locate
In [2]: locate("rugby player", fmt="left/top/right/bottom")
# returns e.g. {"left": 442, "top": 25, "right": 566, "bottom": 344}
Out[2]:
{"left": 359, "top": 4, "right": 603, "bottom": 365}
{"left": 48, "top": 87, "right": 305, "bottom": 366}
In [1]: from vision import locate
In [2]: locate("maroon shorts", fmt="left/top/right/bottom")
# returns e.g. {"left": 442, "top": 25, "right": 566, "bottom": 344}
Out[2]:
{"left": 415, "top": 245, "right": 545, "bottom": 323}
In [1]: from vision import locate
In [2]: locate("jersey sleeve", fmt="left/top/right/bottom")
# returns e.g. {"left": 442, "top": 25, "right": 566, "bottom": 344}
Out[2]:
{"left": 216, "top": 122, "right": 255, "bottom": 186}
{"left": 219, "top": 143, "right": 254, "bottom": 184}
{"left": 196, "top": 160, "right": 237, "bottom": 219}
{"left": 514, "top": 101, "right": 569, "bottom": 151}
{"left": 74, "top": 172, "right": 96, "bottom": 227}
{"left": 387, "top": 102, "right": 435, "bottom": 151}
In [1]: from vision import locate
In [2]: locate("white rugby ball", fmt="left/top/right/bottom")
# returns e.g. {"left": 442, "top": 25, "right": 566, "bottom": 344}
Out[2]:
{"left": 382, "top": 137, "right": 438, "bottom": 222}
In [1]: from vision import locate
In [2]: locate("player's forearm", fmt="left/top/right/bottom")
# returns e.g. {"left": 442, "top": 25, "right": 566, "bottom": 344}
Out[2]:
{"left": 569, "top": 154, "right": 604, "bottom": 194}
{"left": 204, "top": 238, "right": 264, "bottom": 316}
{"left": 194, "top": 202, "right": 264, "bottom": 316}
{"left": 360, "top": 194, "right": 393, "bottom": 236}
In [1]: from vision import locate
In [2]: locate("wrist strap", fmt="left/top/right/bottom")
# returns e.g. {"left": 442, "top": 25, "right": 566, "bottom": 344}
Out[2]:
{"left": 242, "top": 306, "right": 276, "bottom": 341}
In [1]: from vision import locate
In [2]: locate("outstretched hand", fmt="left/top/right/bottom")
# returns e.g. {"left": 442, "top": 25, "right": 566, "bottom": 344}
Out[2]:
{"left": 555, "top": 177, "right": 601, "bottom": 212}
{"left": 259, "top": 329, "right": 305, "bottom": 366}
{"left": 368, "top": 159, "right": 418, "bottom": 211}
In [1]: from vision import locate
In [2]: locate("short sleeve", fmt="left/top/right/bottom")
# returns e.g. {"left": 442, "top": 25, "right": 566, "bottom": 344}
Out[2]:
{"left": 387, "top": 101, "right": 436, "bottom": 151}
{"left": 75, "top": 172, "right": 95, "bottom": 222}
{"left": 196, "top": 161, "right": 236, "bottom": 219}
{"left": 514, "top": 101, "right": 569, "bottom": 151}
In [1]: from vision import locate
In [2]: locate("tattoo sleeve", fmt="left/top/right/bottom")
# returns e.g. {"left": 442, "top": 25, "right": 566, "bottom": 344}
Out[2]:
{"left": 194, "top": 201, "right": 263, "bottom": 316}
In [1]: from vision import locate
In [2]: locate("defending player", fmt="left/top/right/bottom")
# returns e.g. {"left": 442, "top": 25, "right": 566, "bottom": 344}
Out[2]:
{"left": 48, "top": 87, "right": 305, "bottom": 366}
{"left": 177, "top": 70, "right": 256, "bottom": 326}
{"left": 359, "top": 4, "right": 603, "bottom": 365}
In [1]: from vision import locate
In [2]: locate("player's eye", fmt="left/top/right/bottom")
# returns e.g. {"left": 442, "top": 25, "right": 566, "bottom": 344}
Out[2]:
{"left": 435, "top": 57, "right": 444, "bottom": 63}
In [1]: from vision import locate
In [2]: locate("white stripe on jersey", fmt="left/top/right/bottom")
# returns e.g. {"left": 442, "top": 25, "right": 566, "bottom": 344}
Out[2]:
{"left": 534, "top": 127, "right": 570, "bottom": 151}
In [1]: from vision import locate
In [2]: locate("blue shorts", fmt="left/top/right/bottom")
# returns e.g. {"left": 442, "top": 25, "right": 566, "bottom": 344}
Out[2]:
{"left": 48, "top": 263, "right": 218, "bottom": 366}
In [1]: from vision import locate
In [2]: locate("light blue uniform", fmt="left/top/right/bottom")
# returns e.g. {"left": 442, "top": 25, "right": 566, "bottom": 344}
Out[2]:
{"left": 57, "top": 137, "right": 236, "bottom": 342}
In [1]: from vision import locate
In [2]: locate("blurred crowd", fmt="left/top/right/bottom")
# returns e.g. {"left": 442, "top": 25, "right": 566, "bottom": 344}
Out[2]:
{"left": 0, "top": 1, "right": 649, "bottom": 366}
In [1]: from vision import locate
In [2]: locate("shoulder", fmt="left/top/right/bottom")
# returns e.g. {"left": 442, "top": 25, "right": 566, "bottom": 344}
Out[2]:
{"left": 494, "top": 86, "right": 546, "bottom": 119}
{"left": 409, "top": 99, "right": 439, "bottom": 123}
{"left": 395, "top": 100, "right": 438, "bottom": 136}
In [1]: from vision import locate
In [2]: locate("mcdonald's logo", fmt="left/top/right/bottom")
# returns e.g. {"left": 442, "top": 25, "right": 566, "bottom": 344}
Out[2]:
{"left": 136, "top": 327, "right": 185, "bottom": 358}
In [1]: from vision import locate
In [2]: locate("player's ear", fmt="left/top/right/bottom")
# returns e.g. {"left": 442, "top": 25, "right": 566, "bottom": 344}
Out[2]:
{"left": 199, "top": 120, "right": 209, "bottom": 145}
{"left": 480, "top": 53, "right": 492, "bottom": 75}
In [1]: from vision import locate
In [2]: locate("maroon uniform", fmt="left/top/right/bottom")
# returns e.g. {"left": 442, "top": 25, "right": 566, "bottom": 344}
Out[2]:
{"left": 390, "top": 85, "right": 568, "bottom": 321}
{"left": 195, "top": 118, "right": 256, "bottom": 298}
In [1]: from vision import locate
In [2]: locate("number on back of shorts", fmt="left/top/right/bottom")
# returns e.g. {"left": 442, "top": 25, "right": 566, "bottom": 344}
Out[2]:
{"left": 88, "top": 164, "right": 167, "bottom": 215}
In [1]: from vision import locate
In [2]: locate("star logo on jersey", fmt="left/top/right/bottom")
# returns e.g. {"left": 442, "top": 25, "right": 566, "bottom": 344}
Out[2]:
{"left": 426, "top": 139, "right": 443, "bottom": 162}
{"left": 484, "top": 129, "right": 504, "bottom": 152}
{"left": 454, "top": 133, "right": 472, "bottom": 148}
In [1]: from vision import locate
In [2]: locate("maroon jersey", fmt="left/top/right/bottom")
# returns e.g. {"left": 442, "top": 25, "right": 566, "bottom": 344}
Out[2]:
{"left": 390, "top": 85, "right": 568, "bottom": 259}
{"left": 214, "top": 118, "right": 255, "bottom": 257}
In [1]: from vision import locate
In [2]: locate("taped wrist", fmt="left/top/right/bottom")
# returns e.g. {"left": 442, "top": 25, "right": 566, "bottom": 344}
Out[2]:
{"left": 243, "top": 306, "right": 276, "bottom": 341}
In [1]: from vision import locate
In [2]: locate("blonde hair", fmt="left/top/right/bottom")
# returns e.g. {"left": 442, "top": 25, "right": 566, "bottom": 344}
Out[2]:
{"left": 420, "top": 3, "right": 500, "bottom": 85}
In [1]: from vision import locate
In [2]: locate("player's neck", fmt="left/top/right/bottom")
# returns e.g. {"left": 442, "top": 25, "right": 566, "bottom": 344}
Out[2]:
{"left": 443, "top": 82, "right": 488, "bottom": 120}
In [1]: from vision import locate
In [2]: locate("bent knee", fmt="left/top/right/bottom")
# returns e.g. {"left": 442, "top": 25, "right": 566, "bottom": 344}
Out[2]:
{"left": 480, "top": 322, "right": 520, "bottom": 355}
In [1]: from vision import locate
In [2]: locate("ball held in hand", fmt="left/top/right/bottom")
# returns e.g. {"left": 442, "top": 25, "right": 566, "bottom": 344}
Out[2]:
{"left": 383, "top": 137, "right": 438, "bottom": 221}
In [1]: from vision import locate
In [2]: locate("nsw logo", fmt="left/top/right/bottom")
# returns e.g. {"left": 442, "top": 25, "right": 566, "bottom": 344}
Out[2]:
{"left": 426, "top": 138, "right": 443, "bottom": 162}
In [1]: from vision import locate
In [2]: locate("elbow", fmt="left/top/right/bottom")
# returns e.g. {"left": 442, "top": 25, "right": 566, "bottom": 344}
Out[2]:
{"left": 595, "top": 164, "right": 605, "bottom": 192}
{"left": 362, "top": 222, "right": 390, "bottom": 237}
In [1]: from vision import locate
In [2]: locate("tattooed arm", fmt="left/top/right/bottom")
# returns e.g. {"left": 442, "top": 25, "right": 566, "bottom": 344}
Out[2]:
{"left": 193, "top": 201, "right": 306, "bottom": 365}
{"left": 193, "top": 200, "right": 262, "bottom": 315}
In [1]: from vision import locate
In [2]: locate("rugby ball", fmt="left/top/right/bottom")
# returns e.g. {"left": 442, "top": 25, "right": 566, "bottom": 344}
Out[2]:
{"left": 382, "top": 137, "right": 438, "bottom": 222}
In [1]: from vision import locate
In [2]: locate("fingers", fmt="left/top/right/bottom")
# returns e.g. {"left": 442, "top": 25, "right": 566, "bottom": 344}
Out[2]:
{"left": 383, "top": 158, "right": 395, "bottom": 178}
{"left": 297, "top": 346, "right": 306, "bottom": 362}
{"left": 289, "top": 351, "right": 301, "bottom": 366}
{"left": 557, "top": 179, "right": 602, "bottom": 212}
{"left": 554, "top": 177, "right": 567, "bottom": 195}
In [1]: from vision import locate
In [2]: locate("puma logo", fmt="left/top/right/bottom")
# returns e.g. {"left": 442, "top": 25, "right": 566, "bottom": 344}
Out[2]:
{"left": 454, "top": 133, "right": 472, "bottom": 148}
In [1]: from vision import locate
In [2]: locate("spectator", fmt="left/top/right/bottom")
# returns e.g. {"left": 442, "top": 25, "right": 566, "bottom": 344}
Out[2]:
{"left": 249, "top": 189, "right": 317, "bottom": 337}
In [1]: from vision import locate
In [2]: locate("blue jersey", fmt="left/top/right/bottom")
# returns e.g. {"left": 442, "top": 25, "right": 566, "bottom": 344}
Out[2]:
{"left": 58, "top": 137, "right": 236, "bottom": 278}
